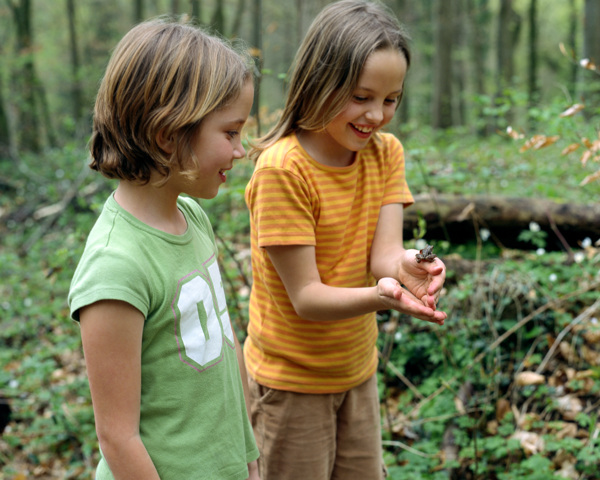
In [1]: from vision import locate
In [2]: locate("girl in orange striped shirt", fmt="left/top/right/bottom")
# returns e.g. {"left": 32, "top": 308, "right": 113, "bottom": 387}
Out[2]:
{"left": 244, "top": 1, "right": 447, "bottom": 478}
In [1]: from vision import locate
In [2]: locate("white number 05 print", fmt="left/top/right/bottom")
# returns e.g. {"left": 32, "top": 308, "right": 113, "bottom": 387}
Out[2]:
{"left": 173, "top": 260, "right": 235, "bottom": 372}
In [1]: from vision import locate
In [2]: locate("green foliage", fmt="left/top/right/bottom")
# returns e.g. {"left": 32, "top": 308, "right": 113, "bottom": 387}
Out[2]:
{"left": 1, "top": 102, "right": 600, "bottom": 478}
{"left": 379, "top": 243, "right": 600, "bottom": 479}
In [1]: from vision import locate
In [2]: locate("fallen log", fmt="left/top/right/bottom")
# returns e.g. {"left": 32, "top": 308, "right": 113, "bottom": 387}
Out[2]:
{"left": 404, "top": 194, "right": 600, "bottom": 250}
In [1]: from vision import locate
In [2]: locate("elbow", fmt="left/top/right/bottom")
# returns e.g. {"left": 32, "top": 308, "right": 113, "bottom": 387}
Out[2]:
{"left": 96, "top": 428, "right": 119, "bottom": 460}
{"left": 290, "top": 297, "right": 322, "bottom": 322}
{"left": 95, "top": 424, "right": 140, "bottom": 462}
{"left": 291, "top": 301, "right": 315, "bottom": 321}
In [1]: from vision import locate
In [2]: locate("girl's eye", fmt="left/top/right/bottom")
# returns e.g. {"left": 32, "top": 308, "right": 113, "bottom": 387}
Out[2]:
{"left": 227, "top": 130, "right": 239, "bottom": 138}
{"left": 384, "top": 98, "right": 398, "bottom": 105}
{"left": 353, "top": 96, "right": 367, "bottom": 102}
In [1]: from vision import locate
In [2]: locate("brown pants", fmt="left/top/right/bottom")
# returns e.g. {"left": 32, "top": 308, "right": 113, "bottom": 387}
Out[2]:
{"left": 248, "top": 374, "right": 386, "bottom": 480}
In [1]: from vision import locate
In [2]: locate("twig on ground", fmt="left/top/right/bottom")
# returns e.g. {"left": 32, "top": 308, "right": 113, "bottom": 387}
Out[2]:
{"left": 381, "top": 440, "right": 439, "bottom": 458}
{"left": 535, "top": 298, "right": 600, "bottom": 374}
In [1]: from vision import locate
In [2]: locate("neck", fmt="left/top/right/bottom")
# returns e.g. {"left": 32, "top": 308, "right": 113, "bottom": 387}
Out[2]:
{"left": 296, "top": 130, "right": 355, "bottom": 167}
{"left": 114, "top": 179, "right": 187, "bottom": 235}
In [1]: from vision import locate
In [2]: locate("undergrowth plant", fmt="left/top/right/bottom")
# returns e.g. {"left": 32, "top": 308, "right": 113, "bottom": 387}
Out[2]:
{"left": 1, "top": 106, "right": 599, "bottom": 478}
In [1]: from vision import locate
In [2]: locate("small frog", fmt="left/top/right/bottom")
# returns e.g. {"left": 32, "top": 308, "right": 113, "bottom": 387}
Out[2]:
{"left": 415, "top": 244, "right": 437, "bottom": 263}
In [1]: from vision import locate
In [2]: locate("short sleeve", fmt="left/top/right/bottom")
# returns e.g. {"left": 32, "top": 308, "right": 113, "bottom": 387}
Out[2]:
{"left": 246, "top": 167, "right": 317, "bottom": 247}
{"left": 68, "top": 245, "right": 150, "bottom": 321}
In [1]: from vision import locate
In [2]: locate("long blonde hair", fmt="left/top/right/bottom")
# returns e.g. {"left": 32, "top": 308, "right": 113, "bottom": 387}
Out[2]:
{"left": 90, "top": 19, "right": 253, "bottom": 184}
{"left": 249, "top": 0, "right": 411, "bottom": 161}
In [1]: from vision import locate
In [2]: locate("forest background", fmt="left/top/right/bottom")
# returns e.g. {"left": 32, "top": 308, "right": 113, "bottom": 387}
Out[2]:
{"left": 1, "top": 0, "right": 600, "bottom": 479}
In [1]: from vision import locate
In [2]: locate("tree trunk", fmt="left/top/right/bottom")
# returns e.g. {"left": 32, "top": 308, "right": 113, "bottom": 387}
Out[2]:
{"left": 66, "top": 0, "right": 83, "bottom": 131}
{"left": 403, "top": 194, "right": 600, "bottom": 250}
{"left": 527, "top": 0, "right": 538, "bottom": 111}
{"left": 250, "top": 0, "right": 262, "bottom": 134}
{"left": 466, "top": 0, "right": 491, "bottom": 136}
{"left": 567, "top": 0, "right": 578, "bottom": 99}
{"left": 190, "top": 0, "right": 202, "bottom": 24}
{"left": 9, "top": 0, "right": 40, "bottom": 152}
{"left": 453, "top": 0, "right": 466, "bottom": 126}
{"left": 495, "top": 0, "right": 521, "bottom": 126}
{"left": 230, "top": 0, "right": 246, "bottom": 38}
{"left": 0, "top": 57, "right": 11, "bottom": 160}
{"left": 431, "top": 0, "right": 454, "bottom": 129}
{"left": 583, "top": 0, "right": 600, "bottom": 106}
{"left": 295, "top": 0, "right": 305, "bottom": 48}
{"left": 395, "top": 0, "right": 410, "bottom": 125}
{"left": 211, "top": 0, "right": 225, "bottom": 35}
{"left": 134, "top": 0, "right": 144, "bottom": 23}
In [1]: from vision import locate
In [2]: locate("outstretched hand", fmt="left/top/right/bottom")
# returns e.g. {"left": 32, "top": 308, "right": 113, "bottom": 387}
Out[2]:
{"left": 377, "top": 277, "right": 446, "bottom": 325}
{"left": 397, "top": 248, "right": 447, "bottom": 312}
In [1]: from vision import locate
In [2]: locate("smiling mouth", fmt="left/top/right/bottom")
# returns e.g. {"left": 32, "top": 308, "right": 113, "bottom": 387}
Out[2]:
{"left": 351, "top": 124, "right": 377, "bottom": 138}
{"left": 352, "top": 124, "right": 374, "bottom": 134}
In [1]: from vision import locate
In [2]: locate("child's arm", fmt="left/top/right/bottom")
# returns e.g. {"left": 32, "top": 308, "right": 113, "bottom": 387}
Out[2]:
{"left": 266, "top": 244, "right": 444, "bottom": 324}
{"left": 370, "top": 203, "right": 447, "bottom": 314}
{"left": 233, "top": 337, "right": 261, "bottom": 480}
{"left": 233, "top": 335, "right": 252, "bottom": 419}
{"left": 79, "top": 300, "right": 161, "bottom": 480}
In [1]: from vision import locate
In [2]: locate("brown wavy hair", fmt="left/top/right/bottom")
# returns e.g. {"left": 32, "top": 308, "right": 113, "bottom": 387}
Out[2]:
{"left": 90, "top": 19, "right": 253, "bottom": 184}
{"left": 249, "top": 0, "right": 411, "bottom": 161}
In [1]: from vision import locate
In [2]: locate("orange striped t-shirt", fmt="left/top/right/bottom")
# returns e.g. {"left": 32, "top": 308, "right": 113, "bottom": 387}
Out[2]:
{"left": 244, "top": 132, "right": 414, "bottom": 394}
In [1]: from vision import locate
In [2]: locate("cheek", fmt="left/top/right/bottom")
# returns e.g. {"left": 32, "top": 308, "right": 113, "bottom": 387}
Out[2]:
{"left": 382, "top": 106, "right": 397, "bottom": 124}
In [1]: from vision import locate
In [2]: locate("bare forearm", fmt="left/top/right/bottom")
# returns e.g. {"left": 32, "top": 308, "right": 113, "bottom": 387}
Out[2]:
{"left": 371, "top": 246, "right": 407, "bottom": 281}
{"left": 291, "top": 282, "right": 385, "bottom": 321}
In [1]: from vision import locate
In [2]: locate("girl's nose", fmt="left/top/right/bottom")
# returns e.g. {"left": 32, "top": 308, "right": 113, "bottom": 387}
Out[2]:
{"left": 233, "top": 141, "right": 246, "bottom": 159}
{"left": 365, "top": 105, "right": 384, "bottom": 123}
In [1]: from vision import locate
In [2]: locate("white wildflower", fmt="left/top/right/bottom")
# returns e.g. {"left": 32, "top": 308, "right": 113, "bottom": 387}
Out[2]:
{"left": 415, "top": 239, "right": 427, "bottom": 251}
{"left": 536, "top": 248, "right": 545, "bottom": 256}
{"left": 549, "top": 273, "right": 558, "bottom": 282}
{"left": 529, "top": 222, "right": 541, "bottom": 232}
{"left": 582, "top": 237, "right": 592, "bottom": 248}
{"left": 574, "top": 252, "right": 585, "bottom": 264}
{"left": 480, "top": 229, "right": 491, "bottom": 241}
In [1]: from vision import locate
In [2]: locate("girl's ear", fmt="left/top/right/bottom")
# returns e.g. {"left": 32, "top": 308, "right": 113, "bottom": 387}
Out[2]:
{"left": 156, "top": 128, "right": 175, "bottom": 154}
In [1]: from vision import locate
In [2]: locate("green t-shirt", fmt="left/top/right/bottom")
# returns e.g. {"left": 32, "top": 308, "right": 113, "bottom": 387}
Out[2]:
{"left": 69, "top": 194, "right": 258, "bottom": 479}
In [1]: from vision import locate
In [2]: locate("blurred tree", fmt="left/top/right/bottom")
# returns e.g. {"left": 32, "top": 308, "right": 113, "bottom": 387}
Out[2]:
{"left": 231, "top": 0, "right": 246, "bottom": 38}
{"left": 211, "top": 0, "right": 224, "bottom": 34}
{"left": 0, "top": 62, "right": 10, "bottom": 160}
{"left": 567, "top": 0, "right": 578, "bottom": 98}
{"left": 8, "top": 0, "right": 40, "bottom": 152}
{"left": 190, "top": 0, "right": 202, "bottom": 24}
{"left": 134, "top": 0, "right": 144, "bottom": 23}
{"left": 466, "top": 0, "right": 491, "bottom": 135}
{"left": 0, "top": 13, "right": 11, "bottom": 160}
{"left": 392, "top": 0, "right": 410, "bottom": 124}
{"left": 454, "top": 0, "right": 467, "bottom": 126}
{"left": 66, "top": 0, "right": 83, "bottom": 132}
{"left": 251, "top": 0, "right": 262, "bottom": 134}
{"left": 583, "top": 0, "right": 600, "bottom": 108}
{"left": 527, "top": 0, "right": 538, "bottom": 110}
{"left": 432, "top": 0, "right": 454, "bottom": 128}
{"left": 495, "top": 0, "right": 521, "bottom": 126}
